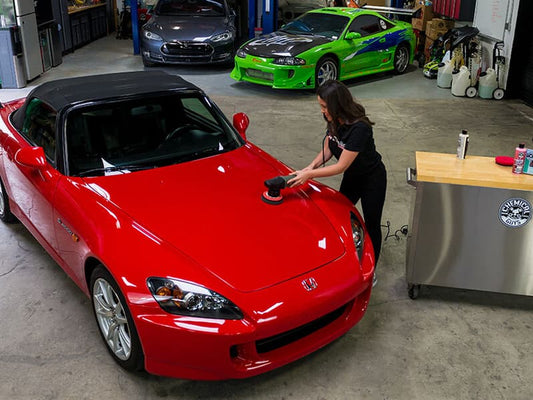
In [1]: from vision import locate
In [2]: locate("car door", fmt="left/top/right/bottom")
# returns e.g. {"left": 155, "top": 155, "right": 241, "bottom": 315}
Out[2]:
{"left": 342, "top": 14, "right": 395, "bottom": 75}
{"left": 3, "top": 98, "right": 61, "bottom": 253}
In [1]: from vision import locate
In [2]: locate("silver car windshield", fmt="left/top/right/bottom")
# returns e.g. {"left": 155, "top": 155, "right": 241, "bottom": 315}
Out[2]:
{"left": 65, "top": 94, "right": 243, "bottom": 177}
{"left": 155, "top": 0, "right": 226, "bottom": 17}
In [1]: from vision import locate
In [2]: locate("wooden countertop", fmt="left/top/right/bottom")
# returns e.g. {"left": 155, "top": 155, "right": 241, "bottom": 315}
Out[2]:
{"left": 415, "top": 151, "right": 533, "bottom": 191}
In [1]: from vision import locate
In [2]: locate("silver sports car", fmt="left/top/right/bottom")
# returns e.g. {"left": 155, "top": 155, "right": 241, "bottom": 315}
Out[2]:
{"left": 141, "top": 0, "right": 237, "bottom": 66}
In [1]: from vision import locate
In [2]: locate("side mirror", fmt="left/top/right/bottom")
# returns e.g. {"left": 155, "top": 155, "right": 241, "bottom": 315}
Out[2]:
{"left": 345, "top": 31, "right": 362, "bottom": 40}
{"left": 15, "top": 146, "right": 47, "bottom": 169}
{"left": 233, "top": 112, "right": 249, "bottom": 140}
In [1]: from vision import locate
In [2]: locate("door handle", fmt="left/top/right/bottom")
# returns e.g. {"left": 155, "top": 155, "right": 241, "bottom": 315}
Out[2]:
{"left": 379, "top": 38, "right": 386, "bottom": 43}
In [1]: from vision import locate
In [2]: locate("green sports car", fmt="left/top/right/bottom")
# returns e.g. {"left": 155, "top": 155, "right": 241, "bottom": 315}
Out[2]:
{"left": 230, "top": 7, "right": 416, "bottom": 89}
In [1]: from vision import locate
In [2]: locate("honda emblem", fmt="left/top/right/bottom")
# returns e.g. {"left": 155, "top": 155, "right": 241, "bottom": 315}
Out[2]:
{"left": 302, "top": 278, "right": 318, "bottom": 291}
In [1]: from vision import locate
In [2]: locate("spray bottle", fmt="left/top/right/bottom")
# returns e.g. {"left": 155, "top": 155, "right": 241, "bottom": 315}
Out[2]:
{"left": 512, "top": 143, "right": 527, "bottom": 174}
{"left": 457, "top": 130, "right": 469, "bottom": 159}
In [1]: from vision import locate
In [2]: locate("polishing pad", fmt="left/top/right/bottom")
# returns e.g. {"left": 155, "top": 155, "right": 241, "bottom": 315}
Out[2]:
{"left": 495, "top": 156, "right": 514, "bottom": 166}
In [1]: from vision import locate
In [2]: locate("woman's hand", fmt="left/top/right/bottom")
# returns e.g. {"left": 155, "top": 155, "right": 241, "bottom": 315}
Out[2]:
{"left": 287, "top": 169, "right": 312, "bottom": 187}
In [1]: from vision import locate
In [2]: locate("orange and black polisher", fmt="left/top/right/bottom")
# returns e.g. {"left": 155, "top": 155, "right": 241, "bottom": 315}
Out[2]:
{"left": 261, "top": 174, "right": 296, "bottom": 205}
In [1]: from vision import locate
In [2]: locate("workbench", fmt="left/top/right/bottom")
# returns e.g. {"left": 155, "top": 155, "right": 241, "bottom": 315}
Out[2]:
{"left": 406, "top": 151, "right": 533, "bottom": 299}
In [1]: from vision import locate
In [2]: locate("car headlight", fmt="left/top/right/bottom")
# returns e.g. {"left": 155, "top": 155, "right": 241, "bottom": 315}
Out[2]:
{"left": 236, "top": 48, "right": 247, "bottom": 58}
{"left": 143, "top": 30, "right": 162, "bottom": 41}
{"left": 212, "top": 31, "right": 233, "bottom": 42}
{"left": 273, "top": 56, "right": 306, "bottom": 65}
{"left": 350, "top": 212, "right": 365, "bottom": 262}
{"left": 147, "top": 277, "right": 243, "bottom": 319}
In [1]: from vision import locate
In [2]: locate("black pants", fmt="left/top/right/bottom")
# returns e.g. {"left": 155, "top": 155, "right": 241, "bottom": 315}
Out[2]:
{"left": 339, "top": 162, "right": 387, "bottom": 264}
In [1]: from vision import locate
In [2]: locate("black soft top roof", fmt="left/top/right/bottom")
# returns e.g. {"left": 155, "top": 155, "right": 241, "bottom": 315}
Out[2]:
{"left": 11, "top": 71, "right": 202, "bottom": 130}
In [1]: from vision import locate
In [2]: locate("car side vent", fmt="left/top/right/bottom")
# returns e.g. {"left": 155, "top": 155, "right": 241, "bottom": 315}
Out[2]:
{"left": 255, "top": 304, "right": 347, "bottom": 354}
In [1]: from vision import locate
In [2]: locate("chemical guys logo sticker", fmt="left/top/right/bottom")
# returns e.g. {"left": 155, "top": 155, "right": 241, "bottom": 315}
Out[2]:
{"left": 498, "top": 198, "right": 531, "bottom": 228}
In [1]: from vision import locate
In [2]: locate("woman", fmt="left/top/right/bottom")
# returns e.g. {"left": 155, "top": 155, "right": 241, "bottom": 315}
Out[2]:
{"left": 288, "top": 80, "right": 387, "bottom": 275}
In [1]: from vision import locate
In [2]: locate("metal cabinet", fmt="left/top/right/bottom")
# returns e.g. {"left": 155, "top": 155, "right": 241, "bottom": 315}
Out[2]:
{"left": 406, "top": 152, "right": 533, "bottom": 299}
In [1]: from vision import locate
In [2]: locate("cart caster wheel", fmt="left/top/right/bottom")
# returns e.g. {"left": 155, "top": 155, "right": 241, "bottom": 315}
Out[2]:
{"left": 408, "top": 284, "right": 420, "bottom": 299}
{"left": 466, "top": 86, "right": 477, "bottom": 98}
{"left": 493, "top": 88, "right": 505, "bottom": 100}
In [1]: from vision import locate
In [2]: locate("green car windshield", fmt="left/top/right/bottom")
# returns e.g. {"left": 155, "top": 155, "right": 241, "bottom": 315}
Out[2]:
{"left": 280, "top": 13, "right": 350, "bottom": 39}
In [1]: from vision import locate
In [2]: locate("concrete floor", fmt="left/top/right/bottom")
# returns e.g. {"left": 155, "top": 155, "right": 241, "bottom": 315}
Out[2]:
{"left": 1, "top": 35, "right": 533, "bottom": 400}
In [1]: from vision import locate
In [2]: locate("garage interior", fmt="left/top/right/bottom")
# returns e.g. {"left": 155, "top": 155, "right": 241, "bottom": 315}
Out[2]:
{"left": 1, "top": 0, "right": 533, "bottom": 399}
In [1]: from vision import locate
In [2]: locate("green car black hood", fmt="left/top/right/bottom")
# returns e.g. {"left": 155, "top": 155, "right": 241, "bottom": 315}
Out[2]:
{"left": 241, "top": 31, "right": 331, "bottom": 58}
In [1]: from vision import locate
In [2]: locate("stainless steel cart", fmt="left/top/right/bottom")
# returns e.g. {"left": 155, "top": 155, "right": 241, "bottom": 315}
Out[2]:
{"left": 406, "top": 152, "right": 533, "bottom": 299}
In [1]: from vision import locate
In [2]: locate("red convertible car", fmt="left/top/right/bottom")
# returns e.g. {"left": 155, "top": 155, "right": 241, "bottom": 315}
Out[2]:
{"left": 0, "top": 71, "right": 374, "bottom": 380}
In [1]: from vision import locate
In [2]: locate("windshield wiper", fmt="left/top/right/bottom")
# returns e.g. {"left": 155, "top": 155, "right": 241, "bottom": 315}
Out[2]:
{"left": 77, "top": 164, "right": 156, "bottom": 177}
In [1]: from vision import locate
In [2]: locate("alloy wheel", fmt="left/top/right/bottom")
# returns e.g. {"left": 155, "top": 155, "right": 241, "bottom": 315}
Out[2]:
{"left": 394, "top": 46, "right": 409, "bottom": 74}
{"left": 317, "top": 59, "right": 338, "bottom": 87}
{"left": 0, "top": 183, "right": 5, "bottom": 216}
{"left": 93, "top": 278, "right": 132, "bottom": 361}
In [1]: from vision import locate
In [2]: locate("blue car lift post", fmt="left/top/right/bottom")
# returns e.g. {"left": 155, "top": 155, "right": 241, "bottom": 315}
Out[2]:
{"left": 249, "top": 0, "right": 277, "bottom": 39}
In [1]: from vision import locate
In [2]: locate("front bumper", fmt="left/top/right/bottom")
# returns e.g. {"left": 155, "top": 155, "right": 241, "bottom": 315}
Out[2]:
{"left": 141, "top": 39, "right": 234, "bottom": 65}
{"left": 230, "top": 54, "right": 317, "bottom": 89}
{"left": 132, "top": 249, "right": 374, "bottom": 380}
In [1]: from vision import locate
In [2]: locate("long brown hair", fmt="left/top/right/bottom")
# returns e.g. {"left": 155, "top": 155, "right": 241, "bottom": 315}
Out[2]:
{"left": 317, "top": 80, "right": 374, "bottom": 136}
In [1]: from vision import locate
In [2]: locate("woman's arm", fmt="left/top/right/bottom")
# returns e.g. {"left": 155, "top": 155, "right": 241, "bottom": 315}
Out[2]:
{"left": 288, "top": 148, "right": 359, "bottom": 187}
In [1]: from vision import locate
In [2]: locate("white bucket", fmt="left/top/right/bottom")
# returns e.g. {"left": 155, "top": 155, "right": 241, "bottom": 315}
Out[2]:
{"left": 478, "top": 68, "right": 498, "bottom": 99}
{"left": 437, "top": 61, "right": 453, "bottom": 88}
{"left": 451, "top": 66, "right": 471, "bottom": 97}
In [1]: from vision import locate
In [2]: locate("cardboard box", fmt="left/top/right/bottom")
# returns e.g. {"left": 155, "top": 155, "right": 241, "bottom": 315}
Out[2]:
{"left": 431, "top": 18, "right": 455, "bottom": 30}
{"left": 411, "top": 18, "right": 424, "bottom": 31}
{"left": 411, "top": 3, "right": 433, "bottom": 31}
{"left": 424, "top": 37, "right": 434, "bottom": 60}
{"left": 426, "top": 20, "right": 449, "bottom": 40}
{"left": 361, "top": 0, "right": 386, "bottom": 5}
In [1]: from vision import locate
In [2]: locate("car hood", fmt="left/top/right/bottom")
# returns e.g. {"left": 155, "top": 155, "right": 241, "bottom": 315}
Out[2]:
{"left": 83, "top": 146, "right": 346, "bottom": 292}
{"left": 242, "top": 31, "right": 331, "bottom": 57}
{"left": 147, "top": 15, "right": 230, "bottom": 40}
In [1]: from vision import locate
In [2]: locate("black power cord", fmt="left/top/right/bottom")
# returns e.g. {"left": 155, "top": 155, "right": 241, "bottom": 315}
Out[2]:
{"left": 381, "top": 221, "right": 408, "bottom": 241}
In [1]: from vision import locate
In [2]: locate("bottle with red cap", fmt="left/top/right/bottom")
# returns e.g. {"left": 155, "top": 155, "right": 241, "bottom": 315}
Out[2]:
{"left": 512, "top": 143, "right": 527, "bottom": 174}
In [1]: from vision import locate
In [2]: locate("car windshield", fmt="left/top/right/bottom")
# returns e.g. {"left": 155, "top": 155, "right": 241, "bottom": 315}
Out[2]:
{"left": 65, "top": 93, "right": 244, "bottom": 177}
{"left": 280, "top": 13, "right": 349, "bottom": 39}
{"left": 155, "top": 0, "right": 226, "bottom": 16}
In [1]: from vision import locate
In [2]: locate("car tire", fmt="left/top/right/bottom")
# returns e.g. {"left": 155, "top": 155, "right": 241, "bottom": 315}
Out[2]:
{"left": 315, "top": 57, "right": 338, "bottom": 88}
{"left": 90, "top": 265, "right": 144, "bottom": 372}
{"left": 393, "top": 43, "right": 410, "bottom": 75}
{"left": 0, "top": 178, "right": 16, "bottom": 223}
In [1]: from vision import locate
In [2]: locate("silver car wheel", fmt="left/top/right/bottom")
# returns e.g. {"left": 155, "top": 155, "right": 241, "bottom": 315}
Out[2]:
{"left": 394, "top": 45, "right": 409, "bottom": 74}
{"left": 316, "top": 59, "right": 338, "bottom": 87}
{"left": 93, "top": 277, "right": 132, "bottom": 361}
{"left": 0, "top": 182, "right": 5, "bottom": 216}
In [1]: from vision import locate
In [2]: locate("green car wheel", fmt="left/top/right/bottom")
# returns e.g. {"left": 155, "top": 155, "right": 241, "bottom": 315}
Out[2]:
{"left": 316, "top": 57, "right": 338, "bottom": 87}
{"left": 394, "top": 44, "right": 410, "bottom": 74}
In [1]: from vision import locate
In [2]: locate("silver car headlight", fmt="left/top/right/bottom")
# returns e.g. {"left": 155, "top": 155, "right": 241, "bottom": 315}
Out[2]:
{"left": 147, "top": 277, "right": 243, "bottom": 319}
{"left": 236, "top": 48, "right": 247, "bottom": 58}
{"left": 212, "top": 31, "right": 234, "bottom": 42}
{"left": 143, "top": 30, "right": 163, "bottom": 41}
{"left": 273, "top": 56, "right": 306, "bottom": 65}
{"left": 350, "top": 212, "right": 365, "bottom": 262}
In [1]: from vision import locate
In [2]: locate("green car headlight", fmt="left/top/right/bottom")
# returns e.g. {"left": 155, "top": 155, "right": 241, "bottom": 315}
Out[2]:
{"left": 273, "top": 56, "right": 306, "bottom": 66}
{"left": 350, "top": 212, "right": 365, "bottom": 262}
{"left": 144, "top": 30, "right": 162, "bottom": 41}
{"left": 212, "top": 31, "right": 233, "bottom": 42}
{"left": 236, "top": 48, "right": 247, "bottom": 58}
{"left": 147, "top": 277, "right": 243, "bottom": 320}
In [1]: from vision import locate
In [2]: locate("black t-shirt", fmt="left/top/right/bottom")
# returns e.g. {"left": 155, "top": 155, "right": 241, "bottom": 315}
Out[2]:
{"left": 328, "top": 121, "right": 382, "bottom": 176}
